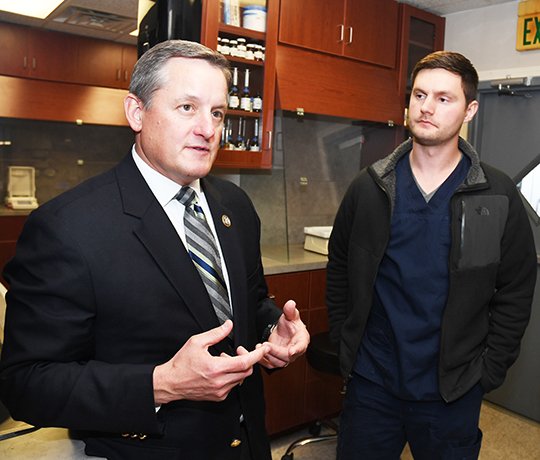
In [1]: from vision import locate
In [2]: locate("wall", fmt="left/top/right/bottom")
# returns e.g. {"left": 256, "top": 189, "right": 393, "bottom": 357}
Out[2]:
{"left": 0, "top": 119, "right": 131, "bottom": 206}
{"left": 0, "top": 114, "right": 396, "bottom": 251}
{"left": 241, "top": 112, "right": 398, "bottom": 247}
{"left": 444, "top": 1, "right": 540, "bottom": 81}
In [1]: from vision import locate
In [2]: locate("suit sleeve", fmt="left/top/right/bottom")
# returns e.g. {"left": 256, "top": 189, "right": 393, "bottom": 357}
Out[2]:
{"left": 0, "top": 210, "right": 161, "bottom": 434}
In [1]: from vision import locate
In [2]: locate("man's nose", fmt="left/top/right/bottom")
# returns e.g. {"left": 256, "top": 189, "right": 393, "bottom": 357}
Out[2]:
{"left": 420, "top": 96, "right": 435, "bottom": 114}
{"left": 194, "top": 113, "right": 216, "bottom": 138}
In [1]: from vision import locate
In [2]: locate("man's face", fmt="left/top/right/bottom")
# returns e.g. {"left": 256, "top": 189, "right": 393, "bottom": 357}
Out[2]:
{"left": 408, "top": 68, "right": 477, "bottom": 147}
{"left": 134, "top": 57, "right": 228, "bottom": 185}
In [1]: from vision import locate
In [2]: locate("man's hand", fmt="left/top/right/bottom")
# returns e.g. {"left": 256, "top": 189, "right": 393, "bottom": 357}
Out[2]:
{"left": 153, "top": 320, "right": 270, "bottom": 405}
{"left": 258, "top": 300, "right": 310, "bottom": 369}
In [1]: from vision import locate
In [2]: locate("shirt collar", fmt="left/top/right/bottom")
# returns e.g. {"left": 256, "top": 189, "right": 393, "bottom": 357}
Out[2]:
{"left": 131, "top": 146, "right": 201, "bottom": 206}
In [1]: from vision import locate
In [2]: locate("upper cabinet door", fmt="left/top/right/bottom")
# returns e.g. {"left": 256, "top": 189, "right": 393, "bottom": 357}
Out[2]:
{"left": 343, "top": 0, "right": 399, "bottom": 68}
{"left": 0, "top": 23, "right": 78, "bottom": 81}
{"left": 278, "top": 0, "right": 398, "bottom": 68}
{"left": 0, "top": 22, "right": 30, "bottom": 77}
{"left": 278, "top": 0, "right": 346, "bottom": 55}
{"left": 28, "top": 28, "right": 78, "bottom": 82}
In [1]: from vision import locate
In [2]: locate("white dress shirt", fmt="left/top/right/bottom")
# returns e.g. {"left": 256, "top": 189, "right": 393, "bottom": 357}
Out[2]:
{"left": 131, "top": 147, "right": 233, "bottom": 310}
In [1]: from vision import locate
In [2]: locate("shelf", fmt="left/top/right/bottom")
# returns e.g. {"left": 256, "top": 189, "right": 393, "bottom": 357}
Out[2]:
{"left": 226, "top": 109, "right": 261, "bottom": 118}
{"left": 226, "top": 55, "right": 264, "bottom": 67}
{"left": 409, "top": 40, "right": 433, "bottom": 51}
{"left": 214, "top": 148, "right": 268, "bottom": 170}
{"left": 219, "top": 23, "right": 266, "bottom": 41}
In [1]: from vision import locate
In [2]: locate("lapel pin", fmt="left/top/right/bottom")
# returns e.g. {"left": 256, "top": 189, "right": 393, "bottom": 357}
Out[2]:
{"left": 221, "top": 214, "right": 232, "bottom": 227}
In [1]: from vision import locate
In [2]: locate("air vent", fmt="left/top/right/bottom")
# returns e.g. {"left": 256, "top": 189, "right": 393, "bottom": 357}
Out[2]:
{"left": 51, "top": 6, "right": 136, "bottom": 34}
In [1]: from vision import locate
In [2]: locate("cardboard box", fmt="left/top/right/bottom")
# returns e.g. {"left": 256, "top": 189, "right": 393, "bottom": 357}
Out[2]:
{"left": 304, "top": 226, "right": 332, "bottom": 255}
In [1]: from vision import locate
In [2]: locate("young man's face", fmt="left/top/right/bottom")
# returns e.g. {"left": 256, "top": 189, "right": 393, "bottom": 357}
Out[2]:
{"left": 408, "top": 68, "right": 478, "bottom": 148}
{"left": 132, "top": 57, "right": 228, "bottom": 185}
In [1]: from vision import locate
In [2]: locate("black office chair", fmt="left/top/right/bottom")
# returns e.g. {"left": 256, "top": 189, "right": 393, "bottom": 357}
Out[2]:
{"left": 281, "top": 331, "right": 343, "bottom": 460}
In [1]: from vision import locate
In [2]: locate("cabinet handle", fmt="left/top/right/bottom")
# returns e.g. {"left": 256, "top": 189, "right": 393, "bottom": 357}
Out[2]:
{"left": 32, "top": 57, "right": 36, "bottom": 70}
{"left": 124, "top": 70, "right": 128, "bottom": 81}
{"left": 347, "top": 27, "right": 353, "bottom": 45}
{"left": 266, "top": 130, "right": 272, "bottom": 150}
{"left": 116, "top": 69, "right": 121, "bottom": 80}
{"left": 23, "top": 56, "right": 27, "bottom": 69}
{"left": 338, "top": 24, "right": 344, "bottom": 43}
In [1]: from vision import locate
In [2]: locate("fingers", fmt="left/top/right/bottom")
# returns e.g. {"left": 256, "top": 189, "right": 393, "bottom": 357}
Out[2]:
{"left": 230, "top": 343, "right": 270, "bottom": 371}
{"left": 282, "top": 300, "right": 299, "bottom": 320}
{"left": 194, "top": 320, "right": 234, "bottom": 349}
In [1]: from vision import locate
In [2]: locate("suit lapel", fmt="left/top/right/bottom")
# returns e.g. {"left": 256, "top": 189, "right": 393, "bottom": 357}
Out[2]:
{"left": 115, "top": 156, "right": 220, "bottom": 335}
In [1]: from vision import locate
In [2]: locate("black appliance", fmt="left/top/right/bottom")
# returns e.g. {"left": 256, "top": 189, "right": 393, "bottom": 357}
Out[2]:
{"left": 137, "top": 0, "right": 202, "bottom": 58}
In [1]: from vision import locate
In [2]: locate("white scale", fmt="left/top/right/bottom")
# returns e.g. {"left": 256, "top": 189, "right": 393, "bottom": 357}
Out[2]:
{"left": 5, "top": 166, "right": 39, "bottom": 210}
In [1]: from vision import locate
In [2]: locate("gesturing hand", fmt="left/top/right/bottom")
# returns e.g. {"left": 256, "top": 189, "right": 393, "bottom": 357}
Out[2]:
{"left": 258, "top": 300, "right": 310, "bottom": 369}
{"left": 153, "top": 320, "right": 270, "bottom": 404}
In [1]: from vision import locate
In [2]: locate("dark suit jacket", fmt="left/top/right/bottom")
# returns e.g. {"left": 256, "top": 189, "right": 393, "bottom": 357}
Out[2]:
{"left": 0, "top": 154, "right": 282, "bottom": 460}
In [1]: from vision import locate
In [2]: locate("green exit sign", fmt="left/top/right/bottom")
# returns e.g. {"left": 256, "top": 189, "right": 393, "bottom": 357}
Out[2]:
{"left": 517, "top": 0, "right": 540, "bottom": 50}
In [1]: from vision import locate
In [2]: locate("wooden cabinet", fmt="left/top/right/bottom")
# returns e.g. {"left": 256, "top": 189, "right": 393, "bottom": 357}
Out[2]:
{"left": 278, "top": 0, "right": 344, "bottom": 56}
{"left": 343, "top": 0, "right": 399, "bottom": 68}
{"left": 0, "top": 22, "right": 78, "bottom": 83}
{"left": 279, "top": 0, "right": 399, "bottom": 69}
{"left": 0, "top": 216, "right": 27, "bottom": 287}
{"left": 263, "top": 269, "right": 343, "bottom": 435}
{"left": 264, "top": 271, "right": 310, "bottom": 434}
{"left": 397, "top": 4, "right": 446, "bottom": 104}
{"left": 75, "top": 38, "right": 137, "bottom": 89}
{"left": 0, "top": 22, "right": 137, "bottom": 90}
{"left": 396, "top": 3, "right": 445, "bottom": 142}
{"left": 201, "top": 0, "right": 278, "bottom": 170}
{"left": 275, "top": 0, "right": 403, "bottom": 124}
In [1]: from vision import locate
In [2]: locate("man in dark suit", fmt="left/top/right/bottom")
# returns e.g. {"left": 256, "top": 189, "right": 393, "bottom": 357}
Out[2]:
{"left": 0, "top": 40, "right": 309, "bottom": 460}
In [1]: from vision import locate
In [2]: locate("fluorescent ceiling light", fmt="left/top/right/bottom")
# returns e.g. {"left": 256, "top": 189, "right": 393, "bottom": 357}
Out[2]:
{"left": 130, "top": 0, "right": 154, "bottom": 36}
{"left": 0, "top": 0, "right": 64, "bottom": 19}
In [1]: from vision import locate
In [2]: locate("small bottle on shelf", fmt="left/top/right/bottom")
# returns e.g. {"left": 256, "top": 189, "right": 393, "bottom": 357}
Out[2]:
{"left": 236, "top": 38, "right": 247, "bottom": 58}
{"left": 220, "top": 37, "right": 230, "bottom": 55}
{"left": 249, "top": 118, "right": 260, "bottom": 152}
{"left": 240, "top": 69, "right": 252, "bottom": 112}
{"left": 229, "top": 39, "right": 238, "bottom": 57}
{"left": 245, "top": 43, "right": 255, "bottom": 60}
{"left": 254, "top": 44, "right": 264, "bottom": 61}
{"left": 224, "top": 118, "right": 234, "bottom": 150}
{"left": 252, "top": 90, "right": 262, "bottom": 113}
{"left": 235, "top": 117, "right": 247, "bottom": 150}
{"left": 228, "top": 67, "right": 240, "bottom": 110}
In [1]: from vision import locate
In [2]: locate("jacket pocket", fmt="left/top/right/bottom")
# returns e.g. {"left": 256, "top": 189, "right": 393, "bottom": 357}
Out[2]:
{"left": 457, "top": 195, "right": 508, "bottom": 269}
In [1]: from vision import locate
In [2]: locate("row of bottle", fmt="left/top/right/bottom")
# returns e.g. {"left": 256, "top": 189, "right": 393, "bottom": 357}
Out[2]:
{"left": 221, "top": 117, "right": 260, "bottom": 151}
{"left": 218, "top": 37, "right": 265, "bottom": 61}
{"left": 228, "top": 67, "right": 262, "bottom": 112}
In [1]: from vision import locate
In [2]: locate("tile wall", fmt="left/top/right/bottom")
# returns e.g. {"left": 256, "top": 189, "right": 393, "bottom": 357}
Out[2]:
{"left": 0, "top": 115, "right": 398, "bottom": 248}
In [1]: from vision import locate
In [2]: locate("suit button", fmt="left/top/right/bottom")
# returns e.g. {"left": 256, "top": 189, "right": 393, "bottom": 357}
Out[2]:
{"left": 230, "top": 439, "right": 242, "bottom": 448}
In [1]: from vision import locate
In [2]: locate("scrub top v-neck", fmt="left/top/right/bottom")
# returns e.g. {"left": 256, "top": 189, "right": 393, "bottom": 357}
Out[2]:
{"left": 355, "top": 151, "right": 470, "bottom": 400}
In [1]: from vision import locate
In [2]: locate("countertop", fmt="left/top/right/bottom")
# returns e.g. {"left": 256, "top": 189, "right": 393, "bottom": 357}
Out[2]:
{"left": 261, "top": 244, "right": 327, "bottom": 275}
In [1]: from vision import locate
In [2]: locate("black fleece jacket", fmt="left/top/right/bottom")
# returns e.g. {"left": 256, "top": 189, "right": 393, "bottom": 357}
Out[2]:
{"left": 327, "top": 137, "right": 537, "bottom": 402}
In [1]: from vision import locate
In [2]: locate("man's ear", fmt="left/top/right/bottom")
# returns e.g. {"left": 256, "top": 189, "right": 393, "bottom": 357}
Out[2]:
{"left": 124, "top": 94, "right": 144, "bottom": 132}
{"left": 464, "top": 100, "right": 479, "bottom": 123}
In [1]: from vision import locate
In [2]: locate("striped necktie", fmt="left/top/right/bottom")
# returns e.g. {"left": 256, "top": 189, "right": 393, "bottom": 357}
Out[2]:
{"left": 176, "top": 186, "right": 233, "bottom": 325}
